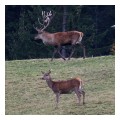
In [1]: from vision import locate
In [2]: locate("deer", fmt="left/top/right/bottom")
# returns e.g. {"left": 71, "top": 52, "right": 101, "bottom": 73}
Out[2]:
{"left": 33, "top": 11, "right": 86, "bottom": 61}
{"left": 41, "top": 70, "right": 85, "bottom": 108}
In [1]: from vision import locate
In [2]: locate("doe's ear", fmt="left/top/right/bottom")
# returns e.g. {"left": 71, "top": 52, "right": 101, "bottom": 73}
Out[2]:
{"left": 41, "top": 71, "right": 44, "bottom": 74}
{"left": 48, "top": 70, "right": 51, "bottom": 74}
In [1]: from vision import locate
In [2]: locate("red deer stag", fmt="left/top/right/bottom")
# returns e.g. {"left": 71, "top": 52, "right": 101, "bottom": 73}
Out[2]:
{"left": 34, "top": 11, "right": 86, "bottom": 61}
{"left": 41, "top": 70, "right": 85, "bottom": 108}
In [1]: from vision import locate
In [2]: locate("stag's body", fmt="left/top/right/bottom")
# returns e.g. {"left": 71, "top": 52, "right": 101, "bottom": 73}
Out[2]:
{"left": 41, "top": 70, "right": 85, "bottom": 108}
{"left": 34, "top": 11, "right": 86, "bottom": 61}
{"left": 35, "top": 31, "right": 83, "bottom": 46}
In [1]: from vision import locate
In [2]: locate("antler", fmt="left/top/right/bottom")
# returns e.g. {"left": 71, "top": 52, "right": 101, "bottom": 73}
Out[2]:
{"left": 40, "top": 11, "right": 53, "bottom": 31}
{"left": 34, "top": 11, "right": 55, "bottom": 32}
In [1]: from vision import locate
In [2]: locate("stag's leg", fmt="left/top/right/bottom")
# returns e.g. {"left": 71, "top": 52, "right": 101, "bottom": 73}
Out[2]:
{"left": 57, "top": 46, "right": 66, "bottom": 60}
{"left": 74, "top": 87, "right": 81, "bottom": 105}
{"left": 51, "top": 47, "right": 58, "bottom": 61}
{"left": 55, "top": 93, "right": 60, "bottom": 108}
{"left": 80, "top": 43, "right": 86, "bottom": 59}
{"left": 68, "top": 45, "right": 75, "bottom": 60}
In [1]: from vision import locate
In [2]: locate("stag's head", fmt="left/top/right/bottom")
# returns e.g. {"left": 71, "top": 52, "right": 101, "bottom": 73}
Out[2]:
{"left": 41, "top": 70, "right": 51, "bottom": 81}
{"left": 34, "top": 11, "right": 54, "bottom": 40}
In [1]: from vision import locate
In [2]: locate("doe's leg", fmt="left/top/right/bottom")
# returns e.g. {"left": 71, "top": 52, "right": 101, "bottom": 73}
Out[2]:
{"left": 74, "top": 87, "right": 81, "bottom": 105}
{"left": 79, "top": 89, "right": 85, "bottom": 105}
{"left": 79, "top": 90, "right": 85, "bottom": 105}
{"left": 55, "top": 93, "right": 60, "bottom": 108}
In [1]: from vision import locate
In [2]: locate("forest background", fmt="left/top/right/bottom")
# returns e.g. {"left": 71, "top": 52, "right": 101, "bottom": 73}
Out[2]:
{"left": 5, "top": 5, "right": 115, "bottom": 60}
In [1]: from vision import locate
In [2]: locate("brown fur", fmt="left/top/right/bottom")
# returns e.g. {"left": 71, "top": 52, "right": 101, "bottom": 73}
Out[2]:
{"left": 52, "top": 78, "right": 81, "bottom": 93}
{"left": 35, "top": 31, "right": 83, "bottom": 46}
{"left": 53, "top": 31, "right": 84, "bottom": 46}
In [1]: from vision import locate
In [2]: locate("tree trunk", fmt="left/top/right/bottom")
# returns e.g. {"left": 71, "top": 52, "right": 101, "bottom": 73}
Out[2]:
{"left": 61, "top": 6, "right": 67, "bottom": 58}
{"left": 95, "top": 6, "right": 98, "bottom": 49}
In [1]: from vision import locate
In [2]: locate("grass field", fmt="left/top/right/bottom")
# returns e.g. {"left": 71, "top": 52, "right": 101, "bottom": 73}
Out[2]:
{"left": 5, "top": 56, "right": 115, "bottom": 115}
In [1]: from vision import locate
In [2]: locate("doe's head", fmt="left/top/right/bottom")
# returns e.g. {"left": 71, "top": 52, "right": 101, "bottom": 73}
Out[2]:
{"left": 41, "top": 70, "right": 51, "bottom": 80}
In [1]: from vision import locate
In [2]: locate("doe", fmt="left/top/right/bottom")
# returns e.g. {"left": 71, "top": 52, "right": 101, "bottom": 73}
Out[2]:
{"left": 41, "top": 70, "right": 85, "bottom": 108}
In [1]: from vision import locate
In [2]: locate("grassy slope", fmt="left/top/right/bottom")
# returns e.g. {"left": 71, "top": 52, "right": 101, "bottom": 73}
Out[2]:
{"left": 5, "top": 56, "right": 115, "bottom": 115}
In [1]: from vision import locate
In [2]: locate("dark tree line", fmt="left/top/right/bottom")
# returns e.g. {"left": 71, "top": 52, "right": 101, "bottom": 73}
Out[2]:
{"left": 5, "top": 5, "right": 115, "bottom": 60}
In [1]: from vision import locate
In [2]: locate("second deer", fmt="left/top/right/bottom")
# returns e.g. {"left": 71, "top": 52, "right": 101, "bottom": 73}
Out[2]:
{"left": 41, "top": 70, "right": 85, "bottom": 108}
{"left": 34, "top": 11, "right": 86, "bottom": 61}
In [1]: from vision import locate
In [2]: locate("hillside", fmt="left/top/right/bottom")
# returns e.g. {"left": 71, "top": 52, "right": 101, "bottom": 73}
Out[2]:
{"left": 5, "top": 56, "right": 115, "bottom": 115}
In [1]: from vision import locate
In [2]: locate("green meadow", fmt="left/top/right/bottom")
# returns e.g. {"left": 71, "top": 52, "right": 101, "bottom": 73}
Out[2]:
{"left": 5, "top": 56, "right": 115, "bottom": 115}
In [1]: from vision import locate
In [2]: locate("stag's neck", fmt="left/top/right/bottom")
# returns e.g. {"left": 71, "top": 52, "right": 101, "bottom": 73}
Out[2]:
{"left": 42, "top": 31, "right": 50, "bottom": 35}
{"left": 46, "top": 78, "right": 53, "bottom": 89}
{"left": 41, "top": 32, "right": 54, "bottom": 45}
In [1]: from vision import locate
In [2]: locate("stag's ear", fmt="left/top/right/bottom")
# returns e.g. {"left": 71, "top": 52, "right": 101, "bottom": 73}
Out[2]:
{"left": 41, "top": 71, "right": 45, "bottom": 74}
